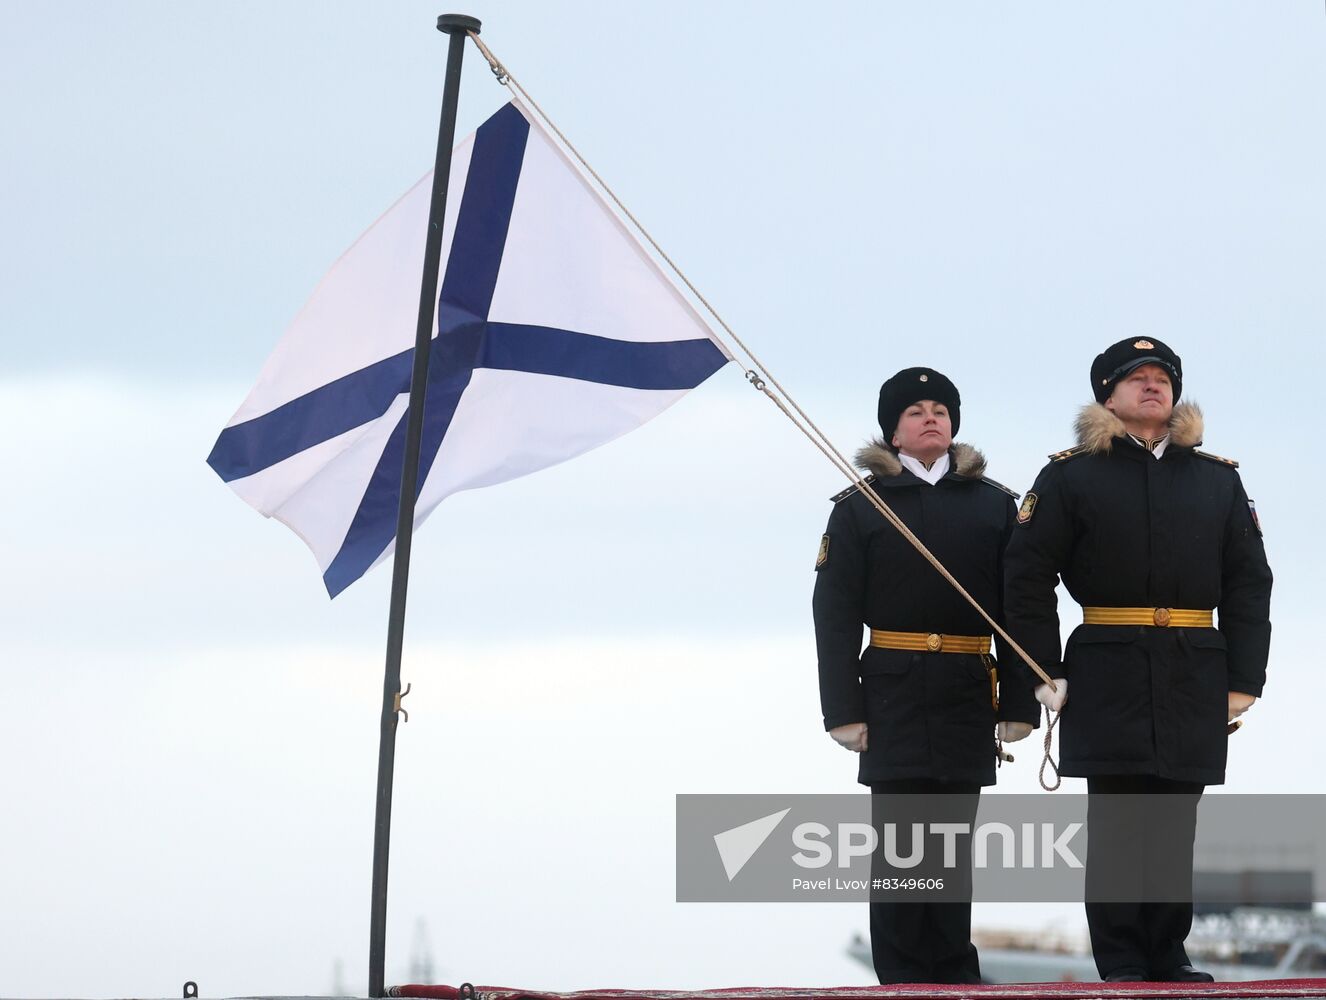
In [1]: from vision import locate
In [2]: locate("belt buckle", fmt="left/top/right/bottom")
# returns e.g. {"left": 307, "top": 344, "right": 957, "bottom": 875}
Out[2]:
{"left": 1153, "top": 608, "right": 1172, "bottom": 627}
{"left": 926, "top": 633, "right": 943, "bottom": 652}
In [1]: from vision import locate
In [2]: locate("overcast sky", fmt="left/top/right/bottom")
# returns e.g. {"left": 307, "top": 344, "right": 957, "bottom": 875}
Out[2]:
{"left": 3, "top": 2, "right": 1325, "bottom": 997}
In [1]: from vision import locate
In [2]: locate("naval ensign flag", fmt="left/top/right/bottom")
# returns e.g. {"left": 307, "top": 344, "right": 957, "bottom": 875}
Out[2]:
{"left": 208, "top": 99, "right": 731, "bottom": 596}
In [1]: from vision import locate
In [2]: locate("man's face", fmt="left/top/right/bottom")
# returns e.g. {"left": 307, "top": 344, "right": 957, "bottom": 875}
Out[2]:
{"left": 1105, "top": 363, "right": 1174, "bottom": 427}
{"left": 891, "top": 399, "right": 953, "bottom": 459}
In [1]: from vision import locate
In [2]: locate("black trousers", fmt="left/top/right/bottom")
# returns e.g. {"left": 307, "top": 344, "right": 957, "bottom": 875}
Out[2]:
{"left": 869, "top": 778, "right": 982, "bottom": 985}
{"left": 1084, "top": 774, "right": 1204, "bottom": 979}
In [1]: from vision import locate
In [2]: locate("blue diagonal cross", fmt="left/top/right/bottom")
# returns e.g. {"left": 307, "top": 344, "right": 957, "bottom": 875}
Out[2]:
{"left": 208, "top": 103, "right": 728, "bottom": 596}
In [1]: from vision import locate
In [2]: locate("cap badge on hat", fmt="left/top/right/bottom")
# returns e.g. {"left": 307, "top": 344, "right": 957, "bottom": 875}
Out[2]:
{"left": 919, "top": 374, "right": 929, "bottom": 382}
{"left": 1133, "top": 339, "right": 1155, "bottom": 349}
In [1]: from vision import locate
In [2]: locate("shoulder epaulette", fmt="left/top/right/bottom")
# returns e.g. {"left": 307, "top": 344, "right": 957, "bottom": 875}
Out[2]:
{"left": 979, "top": 476, "right": 1020, "bottom": 499}
{"left": 830, "top": 474, "right": 876, "bottom": 503}
{"left": 1192, "top": 448, "right": 1239, "bottom": 468}
{"left": 1048, "top": 445, "right": 1087, "bottom": 463}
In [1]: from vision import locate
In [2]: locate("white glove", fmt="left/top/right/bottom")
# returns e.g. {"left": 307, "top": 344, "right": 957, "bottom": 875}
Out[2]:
{"left": 1228, "top": 691, "right": 1257, "bottom": 723}
{"left": 830, "top": 722, "right": 868, "bottom": 753}
{"left": 998, "top": 721, "right": 1034, "bottom": 743}
{"left": 1035, "top": 678, "right": 1068, "bottom": 713}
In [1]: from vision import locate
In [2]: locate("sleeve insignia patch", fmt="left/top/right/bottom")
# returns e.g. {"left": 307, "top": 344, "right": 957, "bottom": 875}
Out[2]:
{"left": 1017, "top": 492, "right": 1038, "bottom": 524}
{"left": 1248, "top": 499, "right": 1262, "bottom": 536}
{"left": 815, "top": 534, "right": 830, "bottom": 570}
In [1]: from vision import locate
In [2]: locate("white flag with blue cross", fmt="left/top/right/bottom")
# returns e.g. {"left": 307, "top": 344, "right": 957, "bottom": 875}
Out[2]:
{"left": 207, "top": 98, "right": 730, "bottom": 596}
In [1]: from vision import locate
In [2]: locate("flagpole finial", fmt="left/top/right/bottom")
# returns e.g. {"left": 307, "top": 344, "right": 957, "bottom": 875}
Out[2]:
{"left": 437, "top": 13, "right": 481, "bottom": 35}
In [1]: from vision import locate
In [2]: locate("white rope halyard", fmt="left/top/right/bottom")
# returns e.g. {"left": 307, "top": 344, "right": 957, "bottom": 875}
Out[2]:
{"left": 467, "top": 33, "right": 1062, "bottom": 789}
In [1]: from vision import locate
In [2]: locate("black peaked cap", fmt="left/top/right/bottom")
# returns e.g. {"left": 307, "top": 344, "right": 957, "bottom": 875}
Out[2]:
{"left": 1090, "top": 337, "right": 1183, "bottom": 403}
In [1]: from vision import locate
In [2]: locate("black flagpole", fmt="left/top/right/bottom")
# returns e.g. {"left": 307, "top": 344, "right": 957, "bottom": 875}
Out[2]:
{"left": 368, "top": 13, "right": 480, "bottom": 998}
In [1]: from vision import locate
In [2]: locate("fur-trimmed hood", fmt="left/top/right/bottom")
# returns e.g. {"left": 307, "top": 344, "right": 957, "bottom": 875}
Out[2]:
{"left": 855, "top": 439, "right": 988, "bottom": 480}
{"left": 1074, "top": 400, "right": 1204, "bottom": 454}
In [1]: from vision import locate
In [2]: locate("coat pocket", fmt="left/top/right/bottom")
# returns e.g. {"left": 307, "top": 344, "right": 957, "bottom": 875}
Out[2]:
{"left": 860, "top": 649, "right": 926, "bottom": 769}
{"left": 1173, "top": 629, "right": 1229, "bottom": 714}
{"left": 859, "top": 646, "right": 915, "bottom": 677}
{"left": 1062, "top": 625, "right": 1152, "bottom": 764}
{"left": 1167, "top": 628, "right": 1230, "bottom": 776}
{"left": 1184, "top": 629, "right": 1228, "bottom": 652}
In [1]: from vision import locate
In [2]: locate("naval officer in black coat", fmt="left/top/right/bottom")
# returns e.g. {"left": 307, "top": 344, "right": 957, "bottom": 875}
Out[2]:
{"left": 813, "top": 367, "right": 1039, "bottom": 984}
{"left": 1004, "top": 337, "right": 1272, "bottom": 982}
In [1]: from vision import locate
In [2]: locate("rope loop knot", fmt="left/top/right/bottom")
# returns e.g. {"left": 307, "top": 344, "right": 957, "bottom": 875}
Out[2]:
{"left": 468, "top": 30, "right": 509, "bottom": 84}
{"left": 1039, "top": 705, "right": 1062, "bottom": 791}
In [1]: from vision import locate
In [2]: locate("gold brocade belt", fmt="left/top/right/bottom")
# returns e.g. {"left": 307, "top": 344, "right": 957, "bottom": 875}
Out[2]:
{"left": 868, "top": 629, "right": 996, "bottom": 709}
{"left": 1081, "top": 607, "right": 1214, "bottom": 628}
{"left": 869, "top": 629, "right": 991, "bottom": 654}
